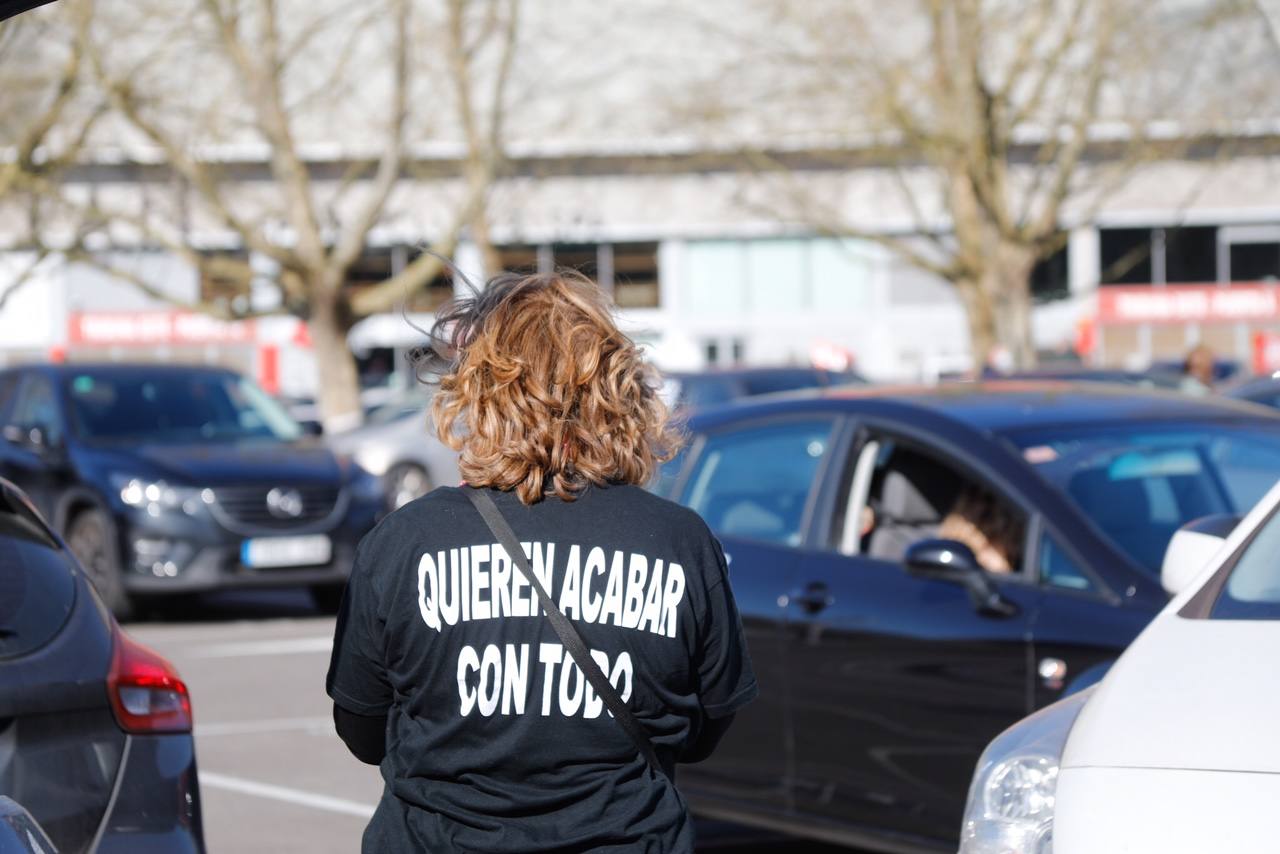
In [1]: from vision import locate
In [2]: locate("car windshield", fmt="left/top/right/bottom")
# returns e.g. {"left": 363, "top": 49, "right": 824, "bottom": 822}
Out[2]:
{"left": 66, "top": 371, "right": 302, "bottom": 443}
{"left": 1004, "top": 420, "right": 1280, "bottom": 576}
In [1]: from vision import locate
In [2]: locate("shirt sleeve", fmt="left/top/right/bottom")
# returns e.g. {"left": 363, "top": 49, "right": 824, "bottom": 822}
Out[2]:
{"left": 326, "top": 536, "right": 393, "bottom": 715}
{"left": 694, "top": 536, "right": 759, "bottom": 719}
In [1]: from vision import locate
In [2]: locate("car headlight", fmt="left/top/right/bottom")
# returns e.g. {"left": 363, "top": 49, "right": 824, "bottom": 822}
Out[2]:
{"left": 111, "top": 474, "right": 207, "bottom": 517}
{"left": 959, "top": 687, "right": 1094, "bottom": 854}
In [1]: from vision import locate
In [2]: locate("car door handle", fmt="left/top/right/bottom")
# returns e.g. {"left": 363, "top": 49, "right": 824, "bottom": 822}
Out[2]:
{"left": 785, "top": 583, "right": 833, "bottom": 615}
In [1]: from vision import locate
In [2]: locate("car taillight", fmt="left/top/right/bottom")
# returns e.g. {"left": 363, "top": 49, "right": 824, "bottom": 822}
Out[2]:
{"left": 107, "top": 629, "right": 193, "bottom": 734}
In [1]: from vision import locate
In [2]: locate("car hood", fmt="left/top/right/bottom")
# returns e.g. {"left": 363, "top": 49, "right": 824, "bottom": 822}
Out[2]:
{"left": 1062, "top": 612, "right": 1280, "bottom": 774}
{"left": 80, "top": 438, "right": 342, "bottom": 486}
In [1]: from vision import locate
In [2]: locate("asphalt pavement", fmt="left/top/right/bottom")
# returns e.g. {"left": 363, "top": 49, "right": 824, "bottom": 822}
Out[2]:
{"left": 128, "top": 589, "right": 851, "bottom": 854}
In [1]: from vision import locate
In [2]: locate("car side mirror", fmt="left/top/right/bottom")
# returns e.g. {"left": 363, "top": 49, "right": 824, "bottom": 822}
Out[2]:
{"left": 1161, "top": 514, "right": 1240, "bottom": 595}
{"left": 905, "top": 538, "right": 1019, "bottom": 618}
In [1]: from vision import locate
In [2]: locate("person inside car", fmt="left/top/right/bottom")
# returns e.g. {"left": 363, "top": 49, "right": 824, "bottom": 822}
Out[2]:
{"left": 938, "top": 485, "right": 1023, "bottom": 573}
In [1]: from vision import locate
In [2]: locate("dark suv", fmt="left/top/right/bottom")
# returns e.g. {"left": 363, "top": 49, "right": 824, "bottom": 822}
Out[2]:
{"left": 0, "top": 363, "right": 383, "bottom": 616}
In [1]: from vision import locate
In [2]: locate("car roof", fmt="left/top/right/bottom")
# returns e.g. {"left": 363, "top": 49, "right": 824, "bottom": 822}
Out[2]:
{"left": 5, "top": 362, "right": 241, "bottom": 380}
{"left": 668, "top": 366, "right": 848, "bottom": 380}
{"left": 690, "top": 380, "right": 1280, "bottom": 435}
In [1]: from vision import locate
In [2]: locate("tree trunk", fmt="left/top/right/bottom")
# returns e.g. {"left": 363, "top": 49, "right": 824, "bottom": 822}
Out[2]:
{"left": 309, "top": 290, "right": 363, "bottom": 433}
{"left": 470, "top": 207, "right": 502, "bottom": 280}
{"left": 960, "top": 242, "right": 1038, "bottom": 375}
{"left": 992, "top": 244, "right": 1038, "bottom": 370}
{"left": 956, "top": 276, "right": 999, "bottom": 377}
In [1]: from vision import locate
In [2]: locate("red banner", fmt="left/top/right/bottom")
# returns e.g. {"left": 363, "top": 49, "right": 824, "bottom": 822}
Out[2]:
{"left": 69, "top": 311, "right": 257, "bottom": 346}
{"left": 1097, "top": 284, "right": 1280, "bottom": 325}
{"left": 1254, "top": 331, "right": 1280, "bottom": 374}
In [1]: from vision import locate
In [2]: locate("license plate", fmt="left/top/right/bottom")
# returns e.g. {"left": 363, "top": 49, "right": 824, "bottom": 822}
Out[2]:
{"left": 241, "top": 535, "right": 332, "bottom": 568}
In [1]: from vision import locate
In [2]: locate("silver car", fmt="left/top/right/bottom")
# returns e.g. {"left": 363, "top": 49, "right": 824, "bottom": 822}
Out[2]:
{"left": 327, "top": 391, "right": 460, "bottom": 510}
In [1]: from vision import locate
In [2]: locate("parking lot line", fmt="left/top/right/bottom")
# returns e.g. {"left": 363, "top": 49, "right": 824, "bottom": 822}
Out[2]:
{"left": 198, "top": 715, "right": 334, "bottom": 737}
{"left": 200, "top": 771, "right": 376, "bottom": 818}
{"left": 189, "top": 636, "right": 334, "bottom": 658}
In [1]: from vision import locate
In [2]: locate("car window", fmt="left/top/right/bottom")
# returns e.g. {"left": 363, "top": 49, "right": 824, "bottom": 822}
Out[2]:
{"left": 1211, "top": 508, "right": 1280, "bottom": 620}
{"left": 0, "top": 495, "right": 76, "bottom": 660}
{"left": 1038, "top": 532, "right": 1097, "bottom": 593}
{"left": 66, "top": 371, "right": 301, "bottom": 443}
{"left": 9, "top": 375, "right": 63, "bottom": 446}
{"left": 1007, "top": 423, "right": 1280, "bottom": 577}
{"left": 651, "top": 442, "right": 690, "bottom": 499}
{"left": 679, "top": 376, "right": 740, "bottom": 409}
{"left": 0, "top": 373, "right": 22, "bottom": 421}
{"left": 681, "top": 419, "right": 834, "bottom": 546}
{"left": 845, "top": 439, "right": 1027, "bottom": 575}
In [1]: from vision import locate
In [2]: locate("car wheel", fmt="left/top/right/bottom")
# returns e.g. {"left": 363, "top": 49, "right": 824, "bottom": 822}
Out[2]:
{"left": 309, "top": 584, "right": 345, "bottom": 615}
{"left": 66, "top": 508, "right": 135, "bottom": 620}
{"left": 386, "top": 463, "right": 432, "bottom": 510}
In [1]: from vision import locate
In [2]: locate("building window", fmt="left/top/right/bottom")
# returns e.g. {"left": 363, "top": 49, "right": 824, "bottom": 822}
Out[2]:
{"left": 494, "top": 241, "right": 661, "bottom": 309}
{"left": 1231, "top": 242, "right": 1280, "bottom": 281}
{"left": 551, "top": 243, "right": 599, "bottom": 278}
{"left": 1164, "top": 226, "right": 1217, "bottom": 283}
{"left": 497, "top": 244, "right": 542, "bottom": 274}
{"left": 1030, "top": 245, "right": 1069, "bottom": 302}
{"left": 1100, "top": 226, "right": 1222, "bottom": 286}
{"left": 1100, "top": 228, "right": 1152, "bottom": 285}
{"left": 611, "top": 242, "right": 660, "bottom": 309}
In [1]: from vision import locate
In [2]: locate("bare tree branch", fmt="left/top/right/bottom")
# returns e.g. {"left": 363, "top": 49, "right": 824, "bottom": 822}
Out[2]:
{"left": 0, "top": 246, "right": 51, "bottom": 314}
{"left": 331, "top": 0, "right": 410, "bottom": 273}
{"left": 348, "top": 186, "right": 487, "bottom": 315}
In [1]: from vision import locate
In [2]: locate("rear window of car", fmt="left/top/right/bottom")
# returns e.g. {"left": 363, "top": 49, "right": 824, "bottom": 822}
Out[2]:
{"left": 0, "top": 496, "right": 76, "bottom": 659}
{"left": 680, "top": 418, "right": 835, "bottom": 546}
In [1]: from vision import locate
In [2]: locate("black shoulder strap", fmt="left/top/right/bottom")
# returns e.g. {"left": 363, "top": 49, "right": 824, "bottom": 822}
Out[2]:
{"left": 464, "top": 487, "right": 667, "bottom": 779}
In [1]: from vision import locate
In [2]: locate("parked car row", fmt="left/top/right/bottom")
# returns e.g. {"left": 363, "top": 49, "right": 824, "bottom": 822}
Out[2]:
{"left": 2, "top": 355, "right": 1277, "bottom": 852}
{"left": 656, "top": 380, "right": 1280, "bottom": 851}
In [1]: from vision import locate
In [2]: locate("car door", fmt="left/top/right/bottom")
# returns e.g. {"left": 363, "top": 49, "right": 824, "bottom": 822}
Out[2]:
{"left": 784, "top": 424, "right": 1039, "bottom": 844}
{"left": 673, "top": 413, "right": 842, "bottom": 813}
{"left": 0, "top": 373, "right": 72, "bottom": 521}
{"left": 1025, "top": 520, "right": 1158, "bottom": 708}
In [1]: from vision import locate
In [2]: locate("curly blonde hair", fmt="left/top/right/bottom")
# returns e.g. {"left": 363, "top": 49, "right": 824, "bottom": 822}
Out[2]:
{"left": 426, "top": 270, "right": 682, "bottom": 504}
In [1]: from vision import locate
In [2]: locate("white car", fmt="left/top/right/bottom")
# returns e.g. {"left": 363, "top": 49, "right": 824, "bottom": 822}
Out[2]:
{"left": 959, "top": 479, "right": 1280, "bottom": 854}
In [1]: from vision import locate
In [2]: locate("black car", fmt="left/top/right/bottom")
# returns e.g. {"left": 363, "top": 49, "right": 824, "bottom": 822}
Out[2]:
{"left": 657, "top": 382, "right": 1280, "bottom": 851}
{"left": 0, "top": 478, "right": 204, "bottom": 853}
{"left": 664, "top": 367, "right": 864, "bottom": 412}
{"left": 0, "top": 363, "right": 383, "bottom": 617}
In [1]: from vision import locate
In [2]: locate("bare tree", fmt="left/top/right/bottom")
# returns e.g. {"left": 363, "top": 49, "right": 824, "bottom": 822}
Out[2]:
{"left": 0, "top": 0, "right": 99, "bottom": 310}
{"left": 65, "top": 0, "right": 518, "bottom": 429}
{"left": 679, "top": 0, "right": 1276, "bottom": 370}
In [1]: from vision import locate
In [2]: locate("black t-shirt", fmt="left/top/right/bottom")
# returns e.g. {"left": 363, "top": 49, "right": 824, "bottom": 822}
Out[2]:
{"left": 326, "top": 483, "right": 758, "bottom": 853}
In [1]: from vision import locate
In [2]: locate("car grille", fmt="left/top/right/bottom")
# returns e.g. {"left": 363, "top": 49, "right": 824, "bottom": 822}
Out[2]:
{"left": 211, "top": 485, "right": 341, "bottom": 529}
